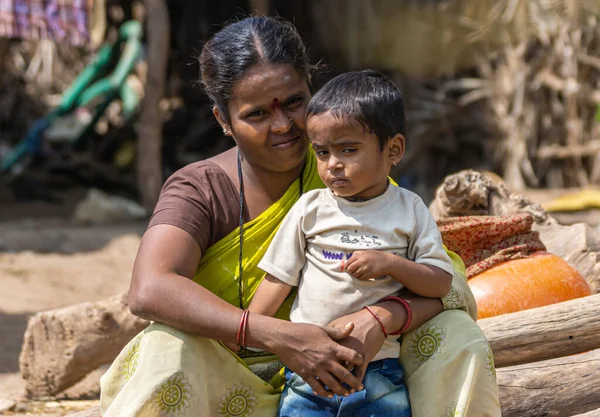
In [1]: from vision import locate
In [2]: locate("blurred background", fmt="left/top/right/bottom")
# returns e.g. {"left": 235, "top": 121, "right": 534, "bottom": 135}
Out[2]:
{"left": 1, "top": 1, "right": 600, "bottom": 415}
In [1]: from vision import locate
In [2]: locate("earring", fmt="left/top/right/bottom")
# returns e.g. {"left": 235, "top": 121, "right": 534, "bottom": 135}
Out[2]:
{"left": 289, "top": 117, "right": 293, "bottom": 122}
{"left": 223, "top": 128, "right": 230, "bottom": 136}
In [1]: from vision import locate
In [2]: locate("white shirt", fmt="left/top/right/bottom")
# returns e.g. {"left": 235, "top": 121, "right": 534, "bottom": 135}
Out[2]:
{"left": 258, "top": 185, "right": 453, "bottom": 360}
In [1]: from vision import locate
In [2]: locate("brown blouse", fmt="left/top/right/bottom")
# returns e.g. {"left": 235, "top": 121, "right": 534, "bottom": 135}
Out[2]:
{"left": 147, "top": 161, "right": 250, "bottom": 253}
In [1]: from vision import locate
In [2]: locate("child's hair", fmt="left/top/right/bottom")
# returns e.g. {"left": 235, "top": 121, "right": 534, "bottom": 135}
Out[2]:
{"left": 306, "top": 70, "right": 406, "bottom": 150}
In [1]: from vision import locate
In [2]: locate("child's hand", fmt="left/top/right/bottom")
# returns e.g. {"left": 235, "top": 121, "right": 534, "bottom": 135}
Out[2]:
{"left": 344, "top": 250, "right": 392, "bottom": 280}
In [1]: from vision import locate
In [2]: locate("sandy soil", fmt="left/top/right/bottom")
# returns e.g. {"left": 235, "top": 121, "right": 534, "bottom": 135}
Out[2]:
{"left": 0, "top": 217, "right": 146, "bottom": 416}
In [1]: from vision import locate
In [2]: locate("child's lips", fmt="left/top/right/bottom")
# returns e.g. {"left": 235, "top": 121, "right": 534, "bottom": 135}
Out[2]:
{"left": 331, "top": 178, "right": 349, "bottom": 186}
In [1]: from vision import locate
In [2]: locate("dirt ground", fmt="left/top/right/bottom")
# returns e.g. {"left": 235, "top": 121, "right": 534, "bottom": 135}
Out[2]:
{"left": 0, "top": 214, "right": 146, "bottom": 416}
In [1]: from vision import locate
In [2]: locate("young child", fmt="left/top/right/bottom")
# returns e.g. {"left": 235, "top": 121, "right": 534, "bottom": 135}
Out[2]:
{"left": 249, "top": 70, "right": 454, "bottom": 417}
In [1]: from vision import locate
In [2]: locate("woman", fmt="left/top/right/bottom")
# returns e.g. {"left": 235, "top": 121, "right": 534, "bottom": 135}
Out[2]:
{"left": 100, "top": 16, "right": 500, "bottom": 417}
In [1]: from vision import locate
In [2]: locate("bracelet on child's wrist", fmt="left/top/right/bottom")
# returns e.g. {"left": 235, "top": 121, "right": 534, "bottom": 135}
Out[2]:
{"left": 380, "top": 296, "right": 412, "bottom": 335}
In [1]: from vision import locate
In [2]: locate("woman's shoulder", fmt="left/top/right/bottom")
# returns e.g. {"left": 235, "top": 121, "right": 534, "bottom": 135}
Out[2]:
{"left": 167, "top": 159, "right": 231, "bottom": 187}
{"left": 149, "top": 154, "right": 240, "bottom": 252}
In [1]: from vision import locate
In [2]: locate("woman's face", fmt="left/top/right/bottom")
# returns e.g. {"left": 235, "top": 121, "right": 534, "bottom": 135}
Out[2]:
{"left": 218, "top": 64, "right": 311, "bottom": 173}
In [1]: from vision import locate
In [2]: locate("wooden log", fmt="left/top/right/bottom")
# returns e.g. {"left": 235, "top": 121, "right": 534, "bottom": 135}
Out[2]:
{"left": 65, "top": 407, "right": 102, "bottom": 417}
{"left": 137, "top": 0, "right": 170, "bottom": 212}
{"left": 572, "top": 409, "right": 600, "bottom": 417}
{"left": 19, "top": 293, "right": 149, "bottom": 398}
{"left": 479, "top": 294, "right": 600, "bottom": 367}
{"left": 498, "top": 348, "right": 600, "bottom": 417}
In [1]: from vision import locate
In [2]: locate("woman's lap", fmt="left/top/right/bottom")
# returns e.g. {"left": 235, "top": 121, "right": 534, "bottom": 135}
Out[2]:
{"left": 100, "top": 322, "right": 281, "bottom": 417}
{"left": 400, "top": 309, "right": 501, "bottom": 417}
{"left": 101, "top": 312, "right": 500, "bottom": 417}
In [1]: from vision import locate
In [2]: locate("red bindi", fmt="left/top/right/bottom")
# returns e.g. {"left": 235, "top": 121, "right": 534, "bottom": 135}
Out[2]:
{"left": 270, "top": 98, "right": 281, "bottom": 110}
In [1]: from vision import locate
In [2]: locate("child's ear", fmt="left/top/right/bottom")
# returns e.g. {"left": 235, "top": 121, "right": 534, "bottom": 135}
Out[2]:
{"left": 388, "top": 134, "right": 405, "bottom": 165}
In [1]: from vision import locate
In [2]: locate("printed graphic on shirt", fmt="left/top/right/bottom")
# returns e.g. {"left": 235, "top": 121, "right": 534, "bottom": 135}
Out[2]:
{"left": 340, "top": 231, "right": 381, "bottom": 247}
{"left": 322, "top": 250, "right": 353, "bottom": 260}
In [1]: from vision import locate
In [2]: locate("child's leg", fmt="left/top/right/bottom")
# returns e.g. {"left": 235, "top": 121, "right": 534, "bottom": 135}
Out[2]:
{"left": 277, "top": 368, "right": 338, "bottom": 417}
{"left": 339, "top": 358, "right": 410, "bottom": 417}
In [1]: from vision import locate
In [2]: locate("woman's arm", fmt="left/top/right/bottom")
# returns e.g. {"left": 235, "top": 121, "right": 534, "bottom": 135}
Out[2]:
{"left": 129, "top": 224, "right": 364, "bottom": 397}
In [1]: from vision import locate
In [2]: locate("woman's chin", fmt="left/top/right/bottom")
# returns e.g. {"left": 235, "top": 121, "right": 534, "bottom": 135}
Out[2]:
{"left": 270, "top": 141, "right": 308, "bottom": 170}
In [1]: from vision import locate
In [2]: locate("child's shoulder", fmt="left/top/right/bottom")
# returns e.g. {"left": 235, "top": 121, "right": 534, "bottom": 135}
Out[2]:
{"left": 294, "top": 189, "right": 326, "bottom": 213}
{"left": 299, "top": 188, "right": 328, "bottom": 202}
{"left": 391, "top": 185, "right": 425, "bottom": 207}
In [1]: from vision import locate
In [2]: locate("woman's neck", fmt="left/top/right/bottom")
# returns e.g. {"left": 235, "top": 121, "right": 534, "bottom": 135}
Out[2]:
{"left": 240, "top": 156, "right": 304, "bottom": 202}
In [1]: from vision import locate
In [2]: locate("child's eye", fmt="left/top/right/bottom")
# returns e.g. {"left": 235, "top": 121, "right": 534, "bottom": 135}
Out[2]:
{"left": 314, "top": 149, "right": 328, "bottom": 156}
{"left": 342, "top": 147, "right": 357, "bottom": 153}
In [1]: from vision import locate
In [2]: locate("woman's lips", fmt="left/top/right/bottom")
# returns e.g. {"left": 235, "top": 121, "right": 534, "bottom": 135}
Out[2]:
{"left": 271, "top": 136, "right": 299, "bottom": 149}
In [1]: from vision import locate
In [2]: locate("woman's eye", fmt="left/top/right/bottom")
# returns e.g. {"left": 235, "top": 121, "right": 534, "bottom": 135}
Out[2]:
{"left": 246, "top": 110, "right": 267, "bottom": 118}
{"left": 285, "top": 97, "right": 303, "bottom": 108}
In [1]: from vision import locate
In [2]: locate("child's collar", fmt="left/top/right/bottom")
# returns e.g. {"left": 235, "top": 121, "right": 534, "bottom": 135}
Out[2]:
{"left": 339, "top": 179, "right": 390, "bottom": 203}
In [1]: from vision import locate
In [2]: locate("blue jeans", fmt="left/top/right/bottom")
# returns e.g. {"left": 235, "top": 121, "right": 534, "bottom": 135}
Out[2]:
{"left": 277, "top": 358, "right": 411, "bottom": 417}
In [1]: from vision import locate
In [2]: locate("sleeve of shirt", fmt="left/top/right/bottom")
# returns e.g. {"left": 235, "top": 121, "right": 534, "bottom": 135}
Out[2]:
{"left": 408, "top": 198, "right": 455, "bottom": 275}
{"left": 258, "top": 198, "right": 308, "bottom": 286}
{"left": 147, "top": 166, "right": 213, "bottom": 254}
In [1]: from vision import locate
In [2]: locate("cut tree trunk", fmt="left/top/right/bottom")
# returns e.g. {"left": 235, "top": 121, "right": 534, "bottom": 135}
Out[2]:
{"left": 19, "top": 293, "right": 149, "bottom": 398}
{"left": 479, "top": 294, "right": 600, "bottom": 367}
{"left": 137, "top": 0, "right": 170, "bottom": 212}
{"left": 65, "top": 407, "right": 102, "bottom": 417}
{"left": 498, "top": 348, "right": 600, "bottom": 417}
{"left": 572, "top": 409, "right": 600, "bottom": 417}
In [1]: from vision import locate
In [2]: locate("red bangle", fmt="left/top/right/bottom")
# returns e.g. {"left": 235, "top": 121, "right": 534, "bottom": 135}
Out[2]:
{"left": 380, "top": 296, "right": 412, "bottom": 335}
{"left": 236, "top": 310, "right": 249, "bottom": 347}
{"left": 363, "top": 306, "right": 388, "bottom": 337}
{"left": 241, "top": 311, "right": 250, "bottom": 348}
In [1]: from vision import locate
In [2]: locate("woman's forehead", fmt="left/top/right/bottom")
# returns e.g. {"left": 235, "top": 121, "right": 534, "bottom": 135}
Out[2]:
{"left": 230, "top": 64, "right": 308, "bottom": 107}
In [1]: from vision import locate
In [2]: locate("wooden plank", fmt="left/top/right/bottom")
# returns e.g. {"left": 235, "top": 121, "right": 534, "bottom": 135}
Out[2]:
{"left": 65, "top": 406, "right": 102, "bottom": 417}
{"left": 479, "top": 294, "right": 600, "bottom": 367}
{"left": 498, "top": 348, "right": 600, "bottom": 417}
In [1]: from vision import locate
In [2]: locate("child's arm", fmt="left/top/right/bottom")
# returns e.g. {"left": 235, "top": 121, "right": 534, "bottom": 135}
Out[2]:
{"left": 345, "top": 251, "right": 452, "bottom": 298}
{"left": 248, "top": 274, "right": 293, "bottom": 317}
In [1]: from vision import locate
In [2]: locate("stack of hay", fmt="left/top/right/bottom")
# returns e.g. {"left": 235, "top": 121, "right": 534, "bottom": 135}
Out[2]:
{"left": 308, "top": 0, "right": 600, "bottom": 194}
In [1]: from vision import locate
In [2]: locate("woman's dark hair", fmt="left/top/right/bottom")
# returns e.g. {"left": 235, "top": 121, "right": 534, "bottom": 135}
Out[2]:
{"left": 199, "top": 16, "right": 311, "bottom": 123}
{"left": 307, "top": 70, "right": 406, "bottom": 150}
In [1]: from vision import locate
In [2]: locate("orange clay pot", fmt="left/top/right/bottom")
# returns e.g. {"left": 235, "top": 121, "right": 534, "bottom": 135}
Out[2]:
{"left": 468, "top": 251, "right": 592, "bottom": 319}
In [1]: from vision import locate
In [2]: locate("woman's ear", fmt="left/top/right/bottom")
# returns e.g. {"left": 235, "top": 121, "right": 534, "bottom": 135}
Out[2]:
{"left": 213, "top": 106, "right": 231, "bottom": 136}
{"left": 388, "top": 133, "right": 405, "bottom": 166}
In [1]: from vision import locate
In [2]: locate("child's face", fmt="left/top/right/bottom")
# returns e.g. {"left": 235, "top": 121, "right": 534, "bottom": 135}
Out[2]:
{"left": 307, "top": 112, "right": 404, "bottom": 199}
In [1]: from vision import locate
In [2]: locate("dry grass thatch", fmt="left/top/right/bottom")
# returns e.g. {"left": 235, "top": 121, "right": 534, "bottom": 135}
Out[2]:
{"left": 310, "top": 0, "right": 600, "bottom": 193}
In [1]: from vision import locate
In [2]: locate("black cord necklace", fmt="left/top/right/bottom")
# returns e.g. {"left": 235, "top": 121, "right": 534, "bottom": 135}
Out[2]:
{"left": 236, "top": 151, "right": 304, "bottom": 309}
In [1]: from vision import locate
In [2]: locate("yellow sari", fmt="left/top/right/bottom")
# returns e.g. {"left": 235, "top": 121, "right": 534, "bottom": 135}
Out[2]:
{"left": 100, "top": 152, "right": 500, "bottom": 417}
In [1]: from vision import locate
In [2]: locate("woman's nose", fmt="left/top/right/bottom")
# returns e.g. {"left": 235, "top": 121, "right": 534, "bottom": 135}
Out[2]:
{"left": 271, "top": 109, "right": 293, "bottom": 134}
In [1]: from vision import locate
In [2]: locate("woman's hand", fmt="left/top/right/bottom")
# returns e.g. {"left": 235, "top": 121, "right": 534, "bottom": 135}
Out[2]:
{"left": 266, "top": 321, "right": 365, "bottom": 398}
{"left": 326, "top": 309, "right": 387, "bottom": 383}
